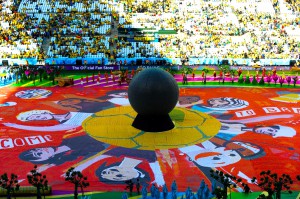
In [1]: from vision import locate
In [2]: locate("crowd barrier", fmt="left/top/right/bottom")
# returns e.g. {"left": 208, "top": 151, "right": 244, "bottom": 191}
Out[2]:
{"left": 0, "top": 58, "right": 38, "bottom": 66}
{"left": 188, "top": 58, "right": 295, "bottom": 66}
{"left": 1, "top": 64, "right": 295, "bottom": 72}
{"left": 44, "top": 58, "right": 175, "bottom": 66}
{"left": 0, "top": 58, "right": 298, "bottom": 69}
{"left": 43, "top": 58, "right": 299, "bottom": 66}
{"left": 37, "top": 64, "right": 293, "bottom": 72}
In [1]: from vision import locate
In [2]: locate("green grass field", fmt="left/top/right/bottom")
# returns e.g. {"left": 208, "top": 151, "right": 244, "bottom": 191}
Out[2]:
{"left": 1, "top": 191, "right": 298, "bottom": 199}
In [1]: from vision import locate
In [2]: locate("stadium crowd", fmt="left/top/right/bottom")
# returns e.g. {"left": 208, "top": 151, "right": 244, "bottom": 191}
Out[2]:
{"left": 0, "top": 0, "right": 299, "bottom": 62}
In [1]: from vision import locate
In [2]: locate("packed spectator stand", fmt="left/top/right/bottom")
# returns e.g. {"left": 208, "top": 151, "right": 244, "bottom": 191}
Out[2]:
{"left": 0, "top": 0, "right": 299, "bottom": 66}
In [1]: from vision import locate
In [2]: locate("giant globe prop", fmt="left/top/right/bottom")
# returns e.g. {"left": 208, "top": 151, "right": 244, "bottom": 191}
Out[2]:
{"left": 128, "top": 68, "right": 179, "bottom": 132}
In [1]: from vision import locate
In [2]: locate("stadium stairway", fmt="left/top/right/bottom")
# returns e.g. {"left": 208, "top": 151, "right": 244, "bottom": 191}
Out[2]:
{"left": 42, "top": 37, "right": 51, "bottom": 54}
{"left": 110, "top": 13, "right": 119, "bottom": 57}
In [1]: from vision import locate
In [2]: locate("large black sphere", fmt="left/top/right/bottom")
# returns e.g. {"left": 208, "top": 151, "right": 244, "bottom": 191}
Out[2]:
{"left": 128, "top": 68, "right": 179, "bottom": 115}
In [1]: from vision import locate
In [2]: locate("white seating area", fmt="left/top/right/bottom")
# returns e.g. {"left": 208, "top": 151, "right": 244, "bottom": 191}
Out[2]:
{"left": 47, "top": 36, "right": 109, "bottom": 58}
{"left": 18, "top": 0, "right": 113, "bottom": 13}
{"left": 115, "top": 0, "right": 299, "bottom": 60}
{"left": 119, "top": 13, "right": 175, "bottom": 30}
{"left": 117, "top": 41, "right": 163, "bottom": 58}
{"left": 0, "top": 41, "right": 39, "bottom": 53}
{"left": 0, "top": 0, "right": 44, "bottom": 59}
{"left": 1, "top": 0, "right": 13, "bottom": 13}
{"left": 90, "top": 15, "right": 111, "bottom": 34}
{"left": 1, "top": 0, "right": 300, "bottom": 60}
{"left": 11, "top": 0, "right": 114, "bottom": 59}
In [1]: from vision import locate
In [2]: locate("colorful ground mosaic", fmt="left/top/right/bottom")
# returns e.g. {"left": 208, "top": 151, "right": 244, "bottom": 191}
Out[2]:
{"left": 0, "top": 84, "right": 300, "bottom": 198}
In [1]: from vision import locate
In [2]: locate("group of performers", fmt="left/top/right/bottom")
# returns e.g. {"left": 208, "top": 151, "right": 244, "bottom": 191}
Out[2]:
{"left": 79, "top": 69, "right": 142, "bottom": 86}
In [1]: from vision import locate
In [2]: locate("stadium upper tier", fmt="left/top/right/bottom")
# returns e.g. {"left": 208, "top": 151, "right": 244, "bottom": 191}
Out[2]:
{"left": 0, "top": 0, "right": 299, "bottom": 62}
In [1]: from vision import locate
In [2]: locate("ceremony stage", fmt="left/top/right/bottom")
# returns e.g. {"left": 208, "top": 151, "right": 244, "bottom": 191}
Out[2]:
{"left": 0, "top": 83, "right": 300, "bottom": 198}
